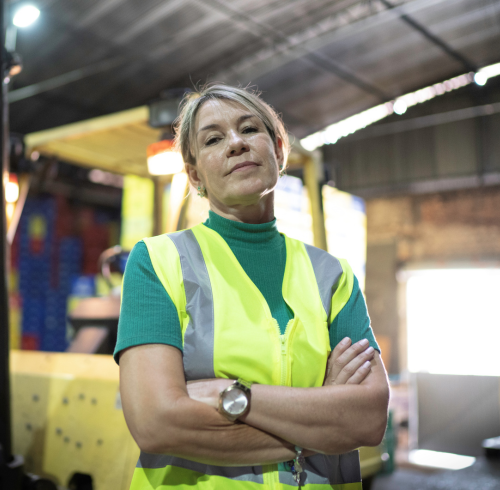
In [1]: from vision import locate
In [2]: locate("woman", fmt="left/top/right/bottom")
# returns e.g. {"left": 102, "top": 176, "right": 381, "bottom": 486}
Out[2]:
{"left": 115, "top": 84, "right": 389, "bottom": 489}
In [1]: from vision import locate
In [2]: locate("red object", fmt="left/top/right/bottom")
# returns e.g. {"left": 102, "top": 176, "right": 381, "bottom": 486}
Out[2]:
{"left": 147, "top": 139, "right": 175, "bottom": 158}
{"left": 22, "top": 334, "right": 40, "bottom": 351}
{"left": 30, "top": 238, "right": 44, "bottom": 255}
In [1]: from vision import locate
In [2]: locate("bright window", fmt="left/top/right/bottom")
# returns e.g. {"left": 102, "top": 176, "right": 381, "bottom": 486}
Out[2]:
{"left": 406, "top": 269, "right": 500, "bottom": 376}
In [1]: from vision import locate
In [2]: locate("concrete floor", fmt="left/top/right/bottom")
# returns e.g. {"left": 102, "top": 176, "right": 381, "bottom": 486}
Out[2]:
{"left": 370, "top": 458, "right": 500, "bottom": 490}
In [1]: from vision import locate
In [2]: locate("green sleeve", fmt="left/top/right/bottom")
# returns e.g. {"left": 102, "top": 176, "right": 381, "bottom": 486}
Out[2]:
{"left": 329, "top": 274, "right": 380, "bottom": 353}
{"left": 113, "top": 241, "right": 183, "bottom": 364}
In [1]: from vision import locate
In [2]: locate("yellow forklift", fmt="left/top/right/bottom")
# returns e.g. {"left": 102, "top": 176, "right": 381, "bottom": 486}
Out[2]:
{"left": 5, "top": 102, "right": 387, "bottom": 490}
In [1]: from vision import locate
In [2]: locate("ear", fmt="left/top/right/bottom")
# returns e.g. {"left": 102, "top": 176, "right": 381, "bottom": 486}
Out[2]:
{"left": 185, "top": 163, "right": 203, "bottom": 189}
{"left": 275, "top": 137, "right": 285, "bottom": 168}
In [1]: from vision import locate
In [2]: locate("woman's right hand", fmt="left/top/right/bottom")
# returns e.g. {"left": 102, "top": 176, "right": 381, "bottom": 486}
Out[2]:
{"left": 323, "top": 338, "right": 375, "bottom": 386}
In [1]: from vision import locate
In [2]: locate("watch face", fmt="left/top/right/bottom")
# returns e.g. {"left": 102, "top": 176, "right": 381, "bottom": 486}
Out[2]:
{"left": 222, "top": 388, "right": 248, "bottom": 415}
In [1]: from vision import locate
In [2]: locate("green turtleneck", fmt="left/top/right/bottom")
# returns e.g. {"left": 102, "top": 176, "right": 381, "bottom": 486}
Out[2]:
{"left": 202, "top": 211, "right": 294, "bottom": 334}
{"left": 114, "top": 211, "right": 378, "bottom": 364}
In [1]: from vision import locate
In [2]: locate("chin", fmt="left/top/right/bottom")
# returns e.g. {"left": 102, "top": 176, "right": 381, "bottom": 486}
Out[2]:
{"left": 244, "top": 181, "right": 276, "bottom": 197}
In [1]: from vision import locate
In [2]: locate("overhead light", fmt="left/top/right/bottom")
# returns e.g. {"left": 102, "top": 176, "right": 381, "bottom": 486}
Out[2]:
{"left": 300, "top": 60, "right": 500, "bottom": 151}
{"left": 474, "top": 72, "right": 488, "bottom": 86}
{"left": 393, "top": 99, "right": 407, "bottom": 115}
{"left": 147, "top": 140, "right": 184, "bottom": 175}
{"left": 13, "top": 5, "right": 40, "bottom": 28}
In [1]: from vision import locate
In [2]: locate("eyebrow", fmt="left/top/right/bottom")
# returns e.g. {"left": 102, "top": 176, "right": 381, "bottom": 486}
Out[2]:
{"left": 197, "top": 114, "right": 257, "bottom": 135}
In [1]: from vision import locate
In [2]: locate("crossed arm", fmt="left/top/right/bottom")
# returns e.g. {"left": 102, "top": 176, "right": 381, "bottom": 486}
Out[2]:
{"left": 119, "top": 338, "right": 389, "bottom": 466}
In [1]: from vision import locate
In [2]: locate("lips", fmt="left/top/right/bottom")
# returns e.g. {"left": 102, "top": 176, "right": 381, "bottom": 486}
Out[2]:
{"left": 229, "top": 161, "right": 260, "bottom": 173}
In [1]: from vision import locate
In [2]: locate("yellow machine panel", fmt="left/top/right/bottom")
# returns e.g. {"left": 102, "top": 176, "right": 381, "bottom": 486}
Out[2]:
{"left": 10, "top": 350, "right": 139, "bottom": 490}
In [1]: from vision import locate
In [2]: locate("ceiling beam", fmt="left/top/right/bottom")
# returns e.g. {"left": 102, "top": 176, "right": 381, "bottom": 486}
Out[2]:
{"left": 195, "top": 0, "right": 389, "bottom": 100}
{"left": 211, "top": 0, "right": 447, "bottom": 95}
{"left": 380, "top": 0, "right": 478, "bottom": 73}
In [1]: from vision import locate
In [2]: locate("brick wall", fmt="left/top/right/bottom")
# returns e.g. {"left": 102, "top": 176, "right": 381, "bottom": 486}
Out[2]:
{"left": 365, "top": 185, "right": 500, "bottom": 373}
{"left": 367, "top": 185, "right": 500, "bottom": 262}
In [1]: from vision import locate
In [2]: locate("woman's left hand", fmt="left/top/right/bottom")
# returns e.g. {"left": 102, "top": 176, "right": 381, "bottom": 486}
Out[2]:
{"left": 186, "top": 378, "right": 233, "bottom": 407}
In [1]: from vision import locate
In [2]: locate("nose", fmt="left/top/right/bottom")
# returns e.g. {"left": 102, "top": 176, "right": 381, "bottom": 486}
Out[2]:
{"left": 226, "top": 130, "right": 249, "bottom": 158}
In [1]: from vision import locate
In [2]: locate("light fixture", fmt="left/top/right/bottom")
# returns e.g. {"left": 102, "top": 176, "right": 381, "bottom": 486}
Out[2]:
{"left": 393, "top": 99, "right": 407, "bottom": 115}
{"left": 474, "top": 72, "right": 488, "bottom": 86}
{"left": 147, "top": 140, "right": 184, "bottom": 175}
{"left": 5, "top": 174, "right": 19, "bottom": 203}
{"left": 13, "top": 5, "right": 40, "bottom": 28}
{"left": 5, "top": 174, "right": 19, "bottom": 223}
{"left": 301, "top": 61, "right": 500, "bottom": 151}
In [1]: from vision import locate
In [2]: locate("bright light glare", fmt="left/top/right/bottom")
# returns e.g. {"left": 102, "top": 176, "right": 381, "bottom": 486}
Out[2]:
{"left": 171, "top": 172, "right": 189, "bottom": 203}
{"left": 478, "top": 62, "right": 500, "bottom": 79}
{"left": 13, "top": 5, "right": 40, "bottom": 27}
{"left": 5, "top": 181, "right": 19, "bottom": 203}
{"left": 474, "top": 72, "right": 488, "bottom": 86}
{"left": 301, "top": 103, "right": 392, "bottom": 151}
{"left": 406, "top": 269, "right": 500, "bottom": 376}
{"left": 300, "top": 60, "right": 500, "bottom": 151}
{"left": 147, "top": 151, "right": 184, "bottom": 175}
{"left": 6, "top": 203, "right": 15, "bottom": 221}
{"left": 409, "top": 450, "right": 475, "bottom": 470}
{"left": 393, "top": 99, "right": 407, "bottom": 115}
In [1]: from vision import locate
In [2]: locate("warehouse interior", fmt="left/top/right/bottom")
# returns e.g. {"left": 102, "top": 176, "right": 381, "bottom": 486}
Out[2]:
{"left": 2, "top": 0, "right": 500, "bottom": 489}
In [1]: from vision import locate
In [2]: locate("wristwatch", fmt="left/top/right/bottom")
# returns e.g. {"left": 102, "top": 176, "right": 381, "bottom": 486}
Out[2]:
{"left": 218, "top": 378, "right": 253, "bottom": 422}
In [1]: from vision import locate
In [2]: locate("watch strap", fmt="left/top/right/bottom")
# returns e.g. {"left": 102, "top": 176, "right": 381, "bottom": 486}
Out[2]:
{"left": 235, "top": 378, "right": 253, "bottom": 392}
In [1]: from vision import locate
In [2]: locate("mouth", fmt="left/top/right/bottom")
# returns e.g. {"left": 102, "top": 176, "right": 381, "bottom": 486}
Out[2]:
{"left": 229, "top": 161, "right": 260, "bottom": 174}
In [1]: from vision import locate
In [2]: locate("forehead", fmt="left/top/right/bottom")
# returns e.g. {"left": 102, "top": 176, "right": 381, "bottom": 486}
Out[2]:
{"left": 195, "top": 98, "right": 256, "bottom": 130}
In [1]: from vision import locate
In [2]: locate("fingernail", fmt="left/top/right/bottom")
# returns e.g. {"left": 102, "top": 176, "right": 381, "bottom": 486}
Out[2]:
{"left": 341, "top": 337, "right": 350, "bottom": 345}
{"left": 366, "top": 346, "right": 374, "bottom": 354}
{"left": 360, "top": 339, "right": 369, "bottom": 346}
{"left": 363, "top": 361, "right": 371, "bottom": 369}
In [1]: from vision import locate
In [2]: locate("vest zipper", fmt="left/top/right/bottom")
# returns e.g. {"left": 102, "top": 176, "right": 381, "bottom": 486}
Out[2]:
{"left": 280, "top": 334, "right": 287, "bottom": 386}
{"left": 274, "top": 318, "right": 293, "bottom": 387}
{"left": 265, "top": 319, "right": 294, "bottom": 490}
{"left": 263, "top": 463, "right": 280, "bottom": 489}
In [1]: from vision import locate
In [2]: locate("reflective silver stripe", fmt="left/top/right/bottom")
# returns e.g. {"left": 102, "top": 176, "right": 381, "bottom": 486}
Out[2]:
{"left": 304, "top": 244, "right": 343, "bottom": 318}
{"left": 137, "top": 452, "right": 264, "bottom": 483}
{"left": 169, "top": 229, "right": 215, "bottom": 381}
{"left": 338, "top": 451, "right": 362, "bottom": 483}
{"left": 278, "top": 452, "right": 361, "bottom": 486}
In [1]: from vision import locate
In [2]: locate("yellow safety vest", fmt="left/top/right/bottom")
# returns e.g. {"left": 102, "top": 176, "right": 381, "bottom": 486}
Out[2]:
{"left": 130, "top": 223, "right": 362, "bottom": 489}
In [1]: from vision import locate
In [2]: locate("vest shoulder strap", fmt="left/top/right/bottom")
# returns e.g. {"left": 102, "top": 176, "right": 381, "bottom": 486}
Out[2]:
{"left": 298, "top": 239, "right": 355, "bottom": 324}
{"left": 330, "top": 258, "right": 354, "bottom": 324}
{"left": 142, "top": 233, "right": 187, "bottom": 330}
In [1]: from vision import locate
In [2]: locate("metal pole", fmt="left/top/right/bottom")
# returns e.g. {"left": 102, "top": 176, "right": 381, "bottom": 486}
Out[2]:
{"left": 0, "top": 0, "right": 13, "bottom": 465}
{"left": 303, "top": 155, "right": 327, "bottom": 251}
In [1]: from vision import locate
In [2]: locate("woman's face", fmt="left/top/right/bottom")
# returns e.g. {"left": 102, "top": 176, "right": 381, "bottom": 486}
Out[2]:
{"left": 188, "top": 99, "right": 283, "bottom": 210}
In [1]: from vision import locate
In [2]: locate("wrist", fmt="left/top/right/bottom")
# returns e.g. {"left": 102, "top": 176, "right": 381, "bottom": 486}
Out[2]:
{"left": 217, "top": 379, "right": 234, "bottom": 396}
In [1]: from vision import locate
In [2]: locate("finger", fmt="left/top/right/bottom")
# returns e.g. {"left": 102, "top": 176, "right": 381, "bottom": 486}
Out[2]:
{"left": 333, "top": 346, "right": 375, "bottom": 385}
{"left": 346, "top": 360, "right": 373, "bottom": 385}
{"left": 330, "top": 339, "right": 370, "bottom": 382}
{"left": 324, "top": 338, "right": 351, "bottom": 384}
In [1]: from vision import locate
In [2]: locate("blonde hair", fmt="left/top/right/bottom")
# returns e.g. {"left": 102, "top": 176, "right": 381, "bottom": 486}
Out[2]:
{"left": 174, "top": 83, "right": 290, "bottom": 167}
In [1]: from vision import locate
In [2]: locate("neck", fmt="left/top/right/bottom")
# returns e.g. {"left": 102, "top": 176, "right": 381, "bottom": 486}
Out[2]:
{"left": 208, "top": 192, "right": 275, "bottom": 224}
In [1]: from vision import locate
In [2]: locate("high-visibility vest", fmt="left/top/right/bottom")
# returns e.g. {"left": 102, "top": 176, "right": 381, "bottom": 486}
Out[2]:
{"left": 129, "top": 223, "right": 363, "bottom": 489}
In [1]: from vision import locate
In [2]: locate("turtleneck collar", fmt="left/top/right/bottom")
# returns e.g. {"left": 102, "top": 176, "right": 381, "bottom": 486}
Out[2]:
{"left": 203, "top": 210, "right": 283, "bottom": 250}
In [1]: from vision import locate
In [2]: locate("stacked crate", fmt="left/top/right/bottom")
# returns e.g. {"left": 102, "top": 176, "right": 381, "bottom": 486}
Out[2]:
{"left": 18, "top": 197, "right": 55, "bottom": 350}
{"left": 9, "top": 228, "right": 22, "bottom": 349}
{"left": 16, "top": 195, "right": 120, "bottom": 352}
{"left": 43, "top": 237, "right": 82, "bottom": 351}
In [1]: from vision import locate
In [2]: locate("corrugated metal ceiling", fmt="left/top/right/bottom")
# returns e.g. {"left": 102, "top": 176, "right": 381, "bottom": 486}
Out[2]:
{"left": 8, "top": 0, "right": 500, "bottom": 140}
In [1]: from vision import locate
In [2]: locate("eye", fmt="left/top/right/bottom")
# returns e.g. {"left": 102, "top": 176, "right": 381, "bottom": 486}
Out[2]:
{"left": 242, "top": 126, "right": 258, "bottom": 134}
{"left": 205, "top": 136, "right": 220, "bottom": 146}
